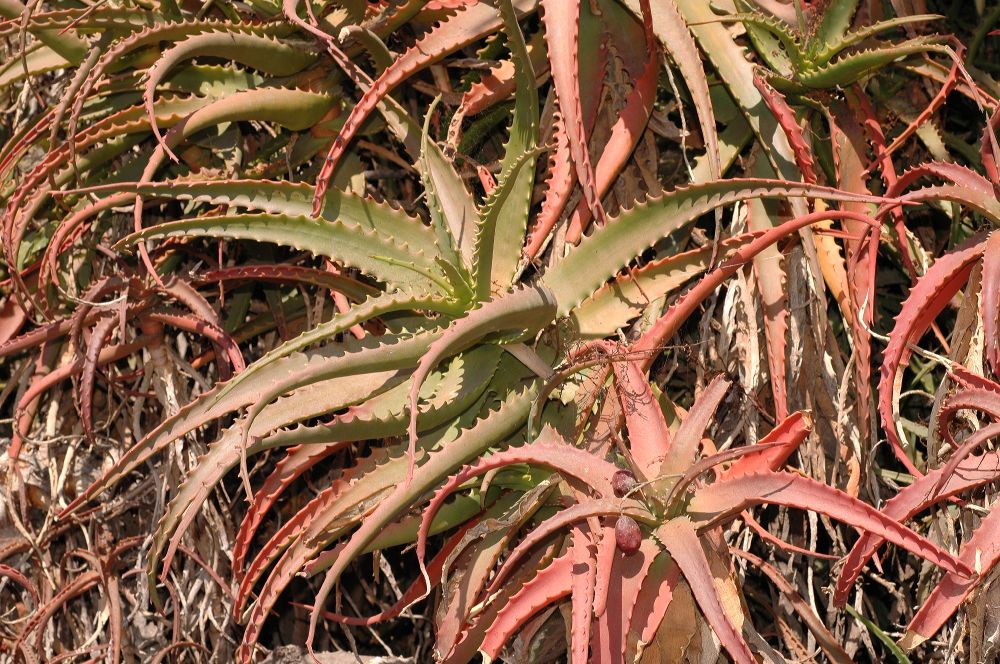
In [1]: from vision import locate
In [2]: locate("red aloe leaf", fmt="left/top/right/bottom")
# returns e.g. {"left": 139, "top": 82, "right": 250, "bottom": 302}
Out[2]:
{"left": 417, "top": 430, "right": 623, "bottom": 571}
{"left": 540, "top": 0, "right": 604, "bottom": 225}
{"left": 524, "top": 108, "right": 574, "bottom": 260}
{"left": 0, "top": 562, "right": 39, "bottom": 606}
{"left": 479, "top": 550, "right": 574, "bottom": 661}
{"left": 878, "top": 236, "right": 987, "bottom": 475}
{"left": 234, "top": 441, "right": 396, "bottom": 618}
{"left": 10, "top": 337, "right": 147, "bottom": 463}
{"left": 938, "top": 386, "right": 1000, "bottom": 450}
{"left": 753, "top": 71, "right": 817, "bottom": 185}
{"left": 689, "top": 472, "right": 973, "bottom": 579}
{"left": 143, "top": 310, "right": 245, "bottom": 379}
{"left": 79, "top": 314, "right": 118, "bottom": 444}
{"left": 982, "top": 231, "right": 1000, "bottom": 376}
{"left": 930, "top": 422, "right": 1000, "bottom": 499}
{"left": 241, "top": 388, "right": 536, "bottom": 661}
{"left": 312, "top": 0, "right": 537, "bottom": 215}
{"left": 872, "top": 54, "right": 961, "bottom": 169}
{"left": 981, "top": 106, "right": 1000, "bottom": 189}
{"left": 830, "top": 100, "right": 879, "bottom": 457}
{"left": 451, "top": 29, "right": 549, "bottom": 130}
{"left": 590, "top": 536, "right": 662, "bottom": 663}
{"left": 590, "top": 523, "right": 617, "bottom": 618}
{"left": 625, "top": 548, "right": 681, "bottom": 658}
{"left": 563, "top": 0, "right": 658, "bottom": 244}
{"left": 718, "top": 410, "right": 812, "bottom": 481}
{"left": 13, "top": 570, "right": 101, "bottom": 659}
{"left": 632, "top": 0, "right": 720, "bottom": 180}
{"left": 479, "top": 500, "right": 647, "bottom": 609}
{"left": 569, "top": 525, "right": 597, "bottom": 663}
{"left": 635, "top": 208, "right": 883, "bottom": 371}
{"left": 611, "top": 356, "right": 672, "bottom": 479}
{"left": 834, "top": 443, "right": 1000, "bottom": 606}
{"left": 192, "top": 264, "right": 378, "bottom": 301}
{"left": 434, "top": 482, "right": 555, "bottom": 656}
{"left": 850, "top": 87, "right": 917, "bottom": 279}
{"left": 948, "top": 365, "right": 1000, "bottom": 392}
{"left": 889, "top": 161, "right": 996, "bottom": 197}
{"left": 901, "top": 502, "right": 1000, "bottom": 650}
{"left": 0, "top": 290, "right": 28, "bottom": 346}
{"left": 232, "top": 442, "right": 344, "bottom": 578}
{"left": 740, "top": 510, "right": 838, "bottom": 560}
{"left": 661, "top": 374, "right": 730, "bottom": 478}
{"left": 657, "top": 517, "right": 756, "bottom": 664}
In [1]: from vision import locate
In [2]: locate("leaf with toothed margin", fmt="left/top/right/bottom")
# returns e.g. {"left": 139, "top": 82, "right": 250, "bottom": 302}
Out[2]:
{"left": 435, "top": 478, "right": 556, "bottom": 657}
{"left": 834, "top": 446, "right": 1000, "bottom": 607}
{"left": 564, "top": 0, "right": 660, "bottom": 245}
{"left": 627, "top": 549, "right": 681, "bottom": 661}
{"left": 878, "top": 236, "right": 986, "bottom": 474}
{"left": 806, "top": 0, "right": 858, "bottom": 53}
{"left": 471, "top": 0, "right": 538, "bottom": 298}
{"left": 9, "top": 88, "right": 330, "bottom": 285}
{"left": 656, "top": 517, "right": 756, "bottom": 664}
{"left": 143, "top": 31, "right": 317, "bottom": 154}
{"left": 717, "top": 411, "right": 812, "bottom": 481}
{"left": 229, "top": 344, "right": 504, "bottom": 577}
{"left": 237, "top": 382, "right": 540, "bottom": 661}
{"left": 901, "top": 501, "right": 1000, "bottom": 651}
{"left": 568, "top": 524, "right": 597, "bottom": 663}
{"left": 569, "top": 233, "right": 757, "bottom": 338}
{"left": 154, "top": 344, "right": 505, "bottom": 596}
{"left": 0, "top": 6, "right": 158, "bottom": 36}
{"left": 118, "top": 214, "right": 451, "bottom": 295}
{"left": 417, "top": 432, "right": 625, "bottom": 564}
{"left": 149, "top": 369, "right": 400, "bottom": 602}
{"left": 732, "top": 0, "right": 795, "bottom": 77}
{"left": 312, "top": 0, "right": 540, "bottom": 213}
{"left": 591, "top": 535, "right": 665, "bottom": 663}
{"left": 541, "top": 178, "right": 889, "bottom": 316}
{"left": 732, "top": 548, "right": 853, "bottom": 664}
{"left": 65, "top": 179, "right": 443, "bottom": 261}
{"left": 660, "top": 374, "right": 730, "bottom": 478}
{"left": 419, "top": 97, "right": 478, "bottom": 276}
{"left": 478, "top": 550, "right": 574, "bottom": 662}
{"left": 405, "top": 286, "right": 558, "bottom": 483}
{"left": 810, "top": 14, "right": 943, "bottom": 64}
{"left": 452, "top": 28, "right": 548, "bottom": 124}
{"left": 672, "top": 1, "right": 814, "bottom": 184}
{"left": 210, "top": 292, "right": 460, "bottom": 409}
{"left": 0, "top": 0, "right": 87, "bottom": 64}
{"left": 747, "top": 154, "right": 792, "bottom": 420}
{"left": 687, "top": 471, "right": 973, "bottom": 579}
{"left": 523, "top": 109, "right": 572, "bottom": 261}
{"left": 234, "top": 353, "right": 532, "bottom": 621}
{"left": 60, "top": 318, "right": 445, "bottom": 521}
{"left": 609, "top": 355, "right": 671, "bottom": 480}
{"left": 620, "top": 0, "right": 720, "bottom": 180}
{"left": 540, "top": 0, "right": 602, "bottom": 224}
{"left": 151, "top": 344, "right": 506, "bottom": 600}
{"left": 791, "top": 36, "right": 951, "bottom": 91}
{"left": 885, "top": 161, "right": 999, "bottom": 216}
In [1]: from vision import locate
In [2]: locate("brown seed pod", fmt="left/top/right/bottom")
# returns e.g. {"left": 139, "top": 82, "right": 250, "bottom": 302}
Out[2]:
{"left": 612, "top": 470, "right": 638, "bottom": 498}
{"left": 615, "top": 515, "right": 642, "bottom": 555}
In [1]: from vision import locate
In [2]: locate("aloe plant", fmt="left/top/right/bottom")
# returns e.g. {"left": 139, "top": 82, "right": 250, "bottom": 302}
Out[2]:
{"left": 3, "top": 0, "right": 1000, "bottom": 661}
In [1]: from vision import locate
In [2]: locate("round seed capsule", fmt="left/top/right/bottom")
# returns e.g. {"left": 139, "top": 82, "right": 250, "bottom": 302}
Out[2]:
{"left": 615, "top": 515, "right": 642, "bottom": 555}
{"left": 612, "top": 470, "right": 638, "bottom": 498}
